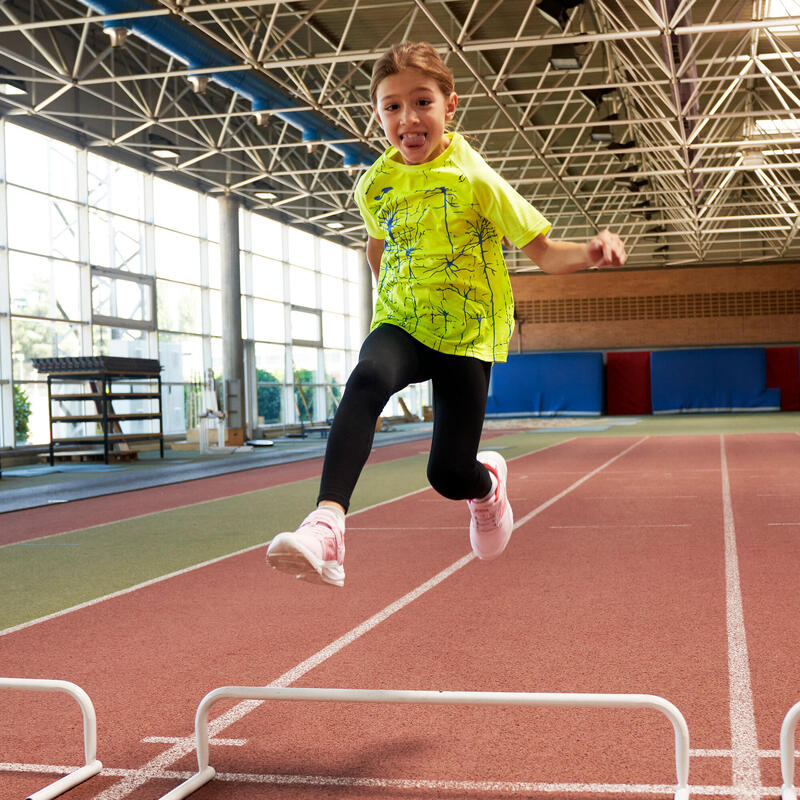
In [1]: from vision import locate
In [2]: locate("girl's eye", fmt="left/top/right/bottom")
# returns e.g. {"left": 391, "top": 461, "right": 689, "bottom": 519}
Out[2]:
{"left": 418, "top": 99, "right": 431, "bottom": 106}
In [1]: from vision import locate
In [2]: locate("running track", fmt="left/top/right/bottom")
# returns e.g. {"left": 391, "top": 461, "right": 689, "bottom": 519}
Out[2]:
{"left": 1, "top": 432, "right": 799, "bottom": 800}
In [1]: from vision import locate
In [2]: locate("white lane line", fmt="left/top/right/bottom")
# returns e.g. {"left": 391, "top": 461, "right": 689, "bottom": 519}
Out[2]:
{"left": 0, "top": 762, "right": 769, "bottom": 796}
{"left": 720, "top": 435, "right": 761, "bottom": 799}
{"left": 141, "top": 737, "right": 246, "bottom": 746}
{"left": 768, "top": 522, "right": 800, "bottom": 526}
{"left": 549, "top": 524, "right": 691, "bottom": 529}
{"left": 90, "top": 437, "right": 643, "bottom": 800}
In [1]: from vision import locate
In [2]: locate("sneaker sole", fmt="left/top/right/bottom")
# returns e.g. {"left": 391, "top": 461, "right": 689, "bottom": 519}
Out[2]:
{"left": 267, "top": 534, "right": 345, "bottom": 588}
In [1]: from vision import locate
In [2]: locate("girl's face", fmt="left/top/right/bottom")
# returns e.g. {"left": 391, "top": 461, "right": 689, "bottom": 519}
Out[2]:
{"left": 374, "top": 68, "right": 458, "bottom": 165}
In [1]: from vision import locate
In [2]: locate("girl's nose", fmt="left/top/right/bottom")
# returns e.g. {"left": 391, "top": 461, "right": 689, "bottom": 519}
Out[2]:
{"left": 401, "top": 104, "right": 420, "bottom": 125}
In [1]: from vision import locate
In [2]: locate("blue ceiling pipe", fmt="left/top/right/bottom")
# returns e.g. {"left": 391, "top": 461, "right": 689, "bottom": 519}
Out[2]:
{"left": 77, "top": 0, "right": 375, "bottom": 167}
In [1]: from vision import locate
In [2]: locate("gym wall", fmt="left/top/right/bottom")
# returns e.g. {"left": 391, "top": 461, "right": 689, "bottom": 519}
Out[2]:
{"left": 509, "top": 263, "right": 800, "bottom": 352}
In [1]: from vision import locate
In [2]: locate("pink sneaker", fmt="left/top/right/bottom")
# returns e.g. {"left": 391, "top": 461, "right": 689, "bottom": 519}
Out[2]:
{"left": 468, "top": 451, "right": 514, "bottom": 561}
{"left": 267, "top": 507, "right": 345, "bottom": 587}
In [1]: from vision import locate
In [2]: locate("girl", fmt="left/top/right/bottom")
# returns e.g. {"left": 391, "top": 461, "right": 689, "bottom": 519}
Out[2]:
{"left": 267, "top": 42, "right": 625, "bottom": 587}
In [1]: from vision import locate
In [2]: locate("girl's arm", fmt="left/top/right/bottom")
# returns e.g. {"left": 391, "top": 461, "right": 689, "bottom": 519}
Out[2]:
{"left": 521, "top": 230, "right": 626, "bottom": 274}
{"left": 366, "top": 237, "right": 385, "bottom": 282}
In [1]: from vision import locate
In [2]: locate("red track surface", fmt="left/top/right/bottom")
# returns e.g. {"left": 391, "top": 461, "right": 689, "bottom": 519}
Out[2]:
{"left": 1, "top": 433, "right": 799, "bottom": 800}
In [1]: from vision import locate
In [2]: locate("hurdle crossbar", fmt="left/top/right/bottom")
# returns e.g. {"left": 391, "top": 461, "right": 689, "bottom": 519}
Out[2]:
{"left": 158, "top": 686, "right": 690, "bottom": 800}
{"left": 0, "top": 677, "right": 103, "bottom": 800}
{"left": 780, "top": 699, "right": 800, "bottom": 800}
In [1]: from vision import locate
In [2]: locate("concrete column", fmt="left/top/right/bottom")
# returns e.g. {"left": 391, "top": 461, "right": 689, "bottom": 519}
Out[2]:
{"left": 219, "top": 195, "right": 246, "bottom": 436}
{"left": 360, "top": 247, "right": 374, "bottom": 342}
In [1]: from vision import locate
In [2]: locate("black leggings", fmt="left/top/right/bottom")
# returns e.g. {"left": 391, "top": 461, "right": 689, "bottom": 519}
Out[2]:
{"left": 318, "top": 324, "right": 493, "bottom": 512}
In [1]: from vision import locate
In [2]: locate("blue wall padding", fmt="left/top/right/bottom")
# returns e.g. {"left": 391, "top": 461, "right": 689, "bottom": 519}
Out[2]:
{"left": 650, "top": 348, "right": 781, "bottom": 413}
{"left": 486, "top": 352, "right": 603, "bottom": 416}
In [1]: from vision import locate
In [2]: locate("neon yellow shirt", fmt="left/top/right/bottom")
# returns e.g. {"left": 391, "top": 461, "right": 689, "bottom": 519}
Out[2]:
{"left": 354, "top": 132, "right": 551, "bottom": 362}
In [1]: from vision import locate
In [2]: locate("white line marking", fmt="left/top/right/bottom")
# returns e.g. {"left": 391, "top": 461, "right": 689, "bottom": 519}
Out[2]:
{"left": 549, "top": 524, "right": 691, "bottom": 529}
{"left": 90, "top": 437, "right": 641, "bottom": 800}
{"left": 141, "top": 737, "right": 246, "bottom": 746}
{"left": 720, "top": 435, "right": 761, "bottom": 799}
{"left": 768, "top": 522, "right": 800, "bottom": 526}
{"left": 0, "top": 761, "right": 775, "bottom": 796}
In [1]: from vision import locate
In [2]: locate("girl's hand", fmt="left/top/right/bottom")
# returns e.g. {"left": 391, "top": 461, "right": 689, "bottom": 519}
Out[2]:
{"left": 586, "top": 230, "right": 626, "bottom": 268}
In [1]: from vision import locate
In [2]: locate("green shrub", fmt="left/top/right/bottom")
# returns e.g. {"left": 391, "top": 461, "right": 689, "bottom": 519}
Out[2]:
{"left": 13, "top": 384, "right": 31, "bottom": 443}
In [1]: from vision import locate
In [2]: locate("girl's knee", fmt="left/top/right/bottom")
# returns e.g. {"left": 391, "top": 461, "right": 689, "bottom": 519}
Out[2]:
{"left": 427, "top": 459, "right": 472, "bottom": 500}
{"left": 345, "top": 358, "right": 395, "bottom": 403}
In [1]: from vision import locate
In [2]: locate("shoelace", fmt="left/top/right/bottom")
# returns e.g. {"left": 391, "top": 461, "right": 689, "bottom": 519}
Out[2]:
{"left": 300, "top": 514, "right": 343, "bottom": 558}
{"left": 470, "top": 494, "right": 501, "bottom": 531}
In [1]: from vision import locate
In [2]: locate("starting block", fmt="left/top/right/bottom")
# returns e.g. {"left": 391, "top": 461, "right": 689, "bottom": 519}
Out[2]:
{"left": 158, "top": 686, "right": 690, "bottom": 800}
{"left": 0, "top": 677, "right": 102, "bottom": 800}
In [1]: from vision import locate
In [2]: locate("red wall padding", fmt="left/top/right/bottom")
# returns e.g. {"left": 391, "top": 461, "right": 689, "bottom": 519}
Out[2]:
{"left": 765, "top": 347, "right": 800, "bottom": 411}
{"left": 606, "top": 351, "right": 652, "bottom": 415}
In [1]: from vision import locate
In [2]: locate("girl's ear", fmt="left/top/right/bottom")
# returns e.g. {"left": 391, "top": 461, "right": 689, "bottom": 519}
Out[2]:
{"left": 445, "top": 91, "right": 458, "bottom": 121}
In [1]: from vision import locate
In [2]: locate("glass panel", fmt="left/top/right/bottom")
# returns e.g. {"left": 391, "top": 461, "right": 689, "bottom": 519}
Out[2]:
{"left": 153, "top": 177, "right": 200, "bottom": 235}
{"left": 287, "top": 226, "right": 316, "bottom": 268}
{"left": 13, "top": 381, "right": 52, "bottom": 446}
{"left": 320, "top": 275, "right": 344, "bottom": 312}
{"left": 290, "top": 265, "right": 316, "bottom": 306}
{"left": 206, "top": 196, "right": 220, "bottom": 242}
{"left": 11, "top": 318, "right": 84, "bottom": 381}
{"left": 349, "top": 315, "right": 364, "bottom": 350}
{"left": 92, "top": 272, "right": 152, "bottom": 323}
{"left": 255, "top": 342, "right": 284, "bottom": 425}
{"left": 253, "top": 298, "right": 285, "bottom": 342}
{"left": 320, "top": 239, "right": 344, "bottom": 277}
{"left": 208, "top": 243, "right": 221, "bottom": 289}
{"left": 154, "top": 228, "right": 202, "bottom": 283}
{"left": 156, "top": 280, "right": 202, "bottom": 333}
{"left": 93, "top": 325, "right": 152, "bottom": 358}
{"left": 89, "top": 209, "right": 145, "bottom": 273}
{"left": 291, "top": 309, "right": 321, "bottom": 342}
{"left": 9, "top": 252, "right": 82, "bottom": 320}
{"left": 209, "top": 288, "right": 221, "bottom": 337}
{"left": 251, "top": 255, "right": 283, "bottom": 301}
{"left": 347, "top": 279, "right": 363, "bottom": 317}
{"left": 322, "top": 311, "right": 345, "bottom": 348}
{"left": 346, "top": 247, "right": 362, "bottom": 281}
{"left": 8, "top": 186, "right": 80, "bottom": 261}
{"left": 6, "top": 123, "right": 78, "bottom": 201}
{"left": 251, "top": 213, "right": 283, "bottom": 257}
{"left": 292, "top": 346, "right": 318, "bottom": 422}
{"left": 88, "top": 153, "right": 146, "bottom": 219}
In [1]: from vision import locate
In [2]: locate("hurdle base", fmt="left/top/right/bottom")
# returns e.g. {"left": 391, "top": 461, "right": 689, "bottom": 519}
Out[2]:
{"left": 782, "top": 787, "right": 798, "bottom": 800}
{"left": 159, "top": 765, "right": 216, "bottom": 800}
{"left": 26, "top": 759, "right": 103, "bottom": 800}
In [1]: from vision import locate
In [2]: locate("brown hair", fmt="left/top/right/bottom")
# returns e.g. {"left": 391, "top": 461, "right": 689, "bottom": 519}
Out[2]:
{"left": 370, "top": 42, "right": 455, "bottom": 107}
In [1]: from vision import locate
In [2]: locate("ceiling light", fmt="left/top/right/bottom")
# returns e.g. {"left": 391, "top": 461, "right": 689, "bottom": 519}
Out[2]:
{"left": 580, "top": 87, "right": 616, "bottom": 108}
{"left": 148, "top": 133, "right": 179, "bottom": 159}
{"left": 255, "top": 191, "right": 277, "bottom": 201}
{"left": 104, "top": 26, "right": 129, "bottom": 47}
{"left": 549, "top": 43, "right": 580, "bottom": 70}
{"left": 590, "top": 113, "right": 618, "bottom": 143}
{"left": 0, "top": 66, "right": 26, "bottom": 96}
{"left": 326, "top": 221, "right": 344, "bottom": 230}
{"left": 741, "top": 150, "right": 766, "bottom": 167}
{"left": 627, "top": 179, "right": 649, "bottom": 193}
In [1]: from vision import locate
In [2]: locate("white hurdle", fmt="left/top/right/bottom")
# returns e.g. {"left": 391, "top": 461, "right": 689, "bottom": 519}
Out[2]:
{"left": 158, "top": 687, "right": 690, "bottom": 800}
{"left": 780, "top": 700, "right": 800, "bottom": 800}
{"left": 0, "top": 677, "right": 103, "bottom": 800}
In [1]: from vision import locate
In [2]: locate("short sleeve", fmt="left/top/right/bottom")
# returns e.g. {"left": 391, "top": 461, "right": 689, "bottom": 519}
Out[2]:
{"left": 354, "top": 172, "right": 386, "bottom": 240}
{"left": 467, "top": 149, "right": 551, "bottom": 248}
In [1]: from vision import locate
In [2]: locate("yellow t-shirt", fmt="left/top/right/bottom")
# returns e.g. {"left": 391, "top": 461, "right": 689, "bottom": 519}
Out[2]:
{"left": 354, "top": 132, "right": 551, "bottom": 362}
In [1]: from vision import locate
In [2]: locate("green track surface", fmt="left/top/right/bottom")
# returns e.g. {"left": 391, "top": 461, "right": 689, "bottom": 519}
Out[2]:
{"left": 2, "top": 414, "right": 798, "bottom": 632}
